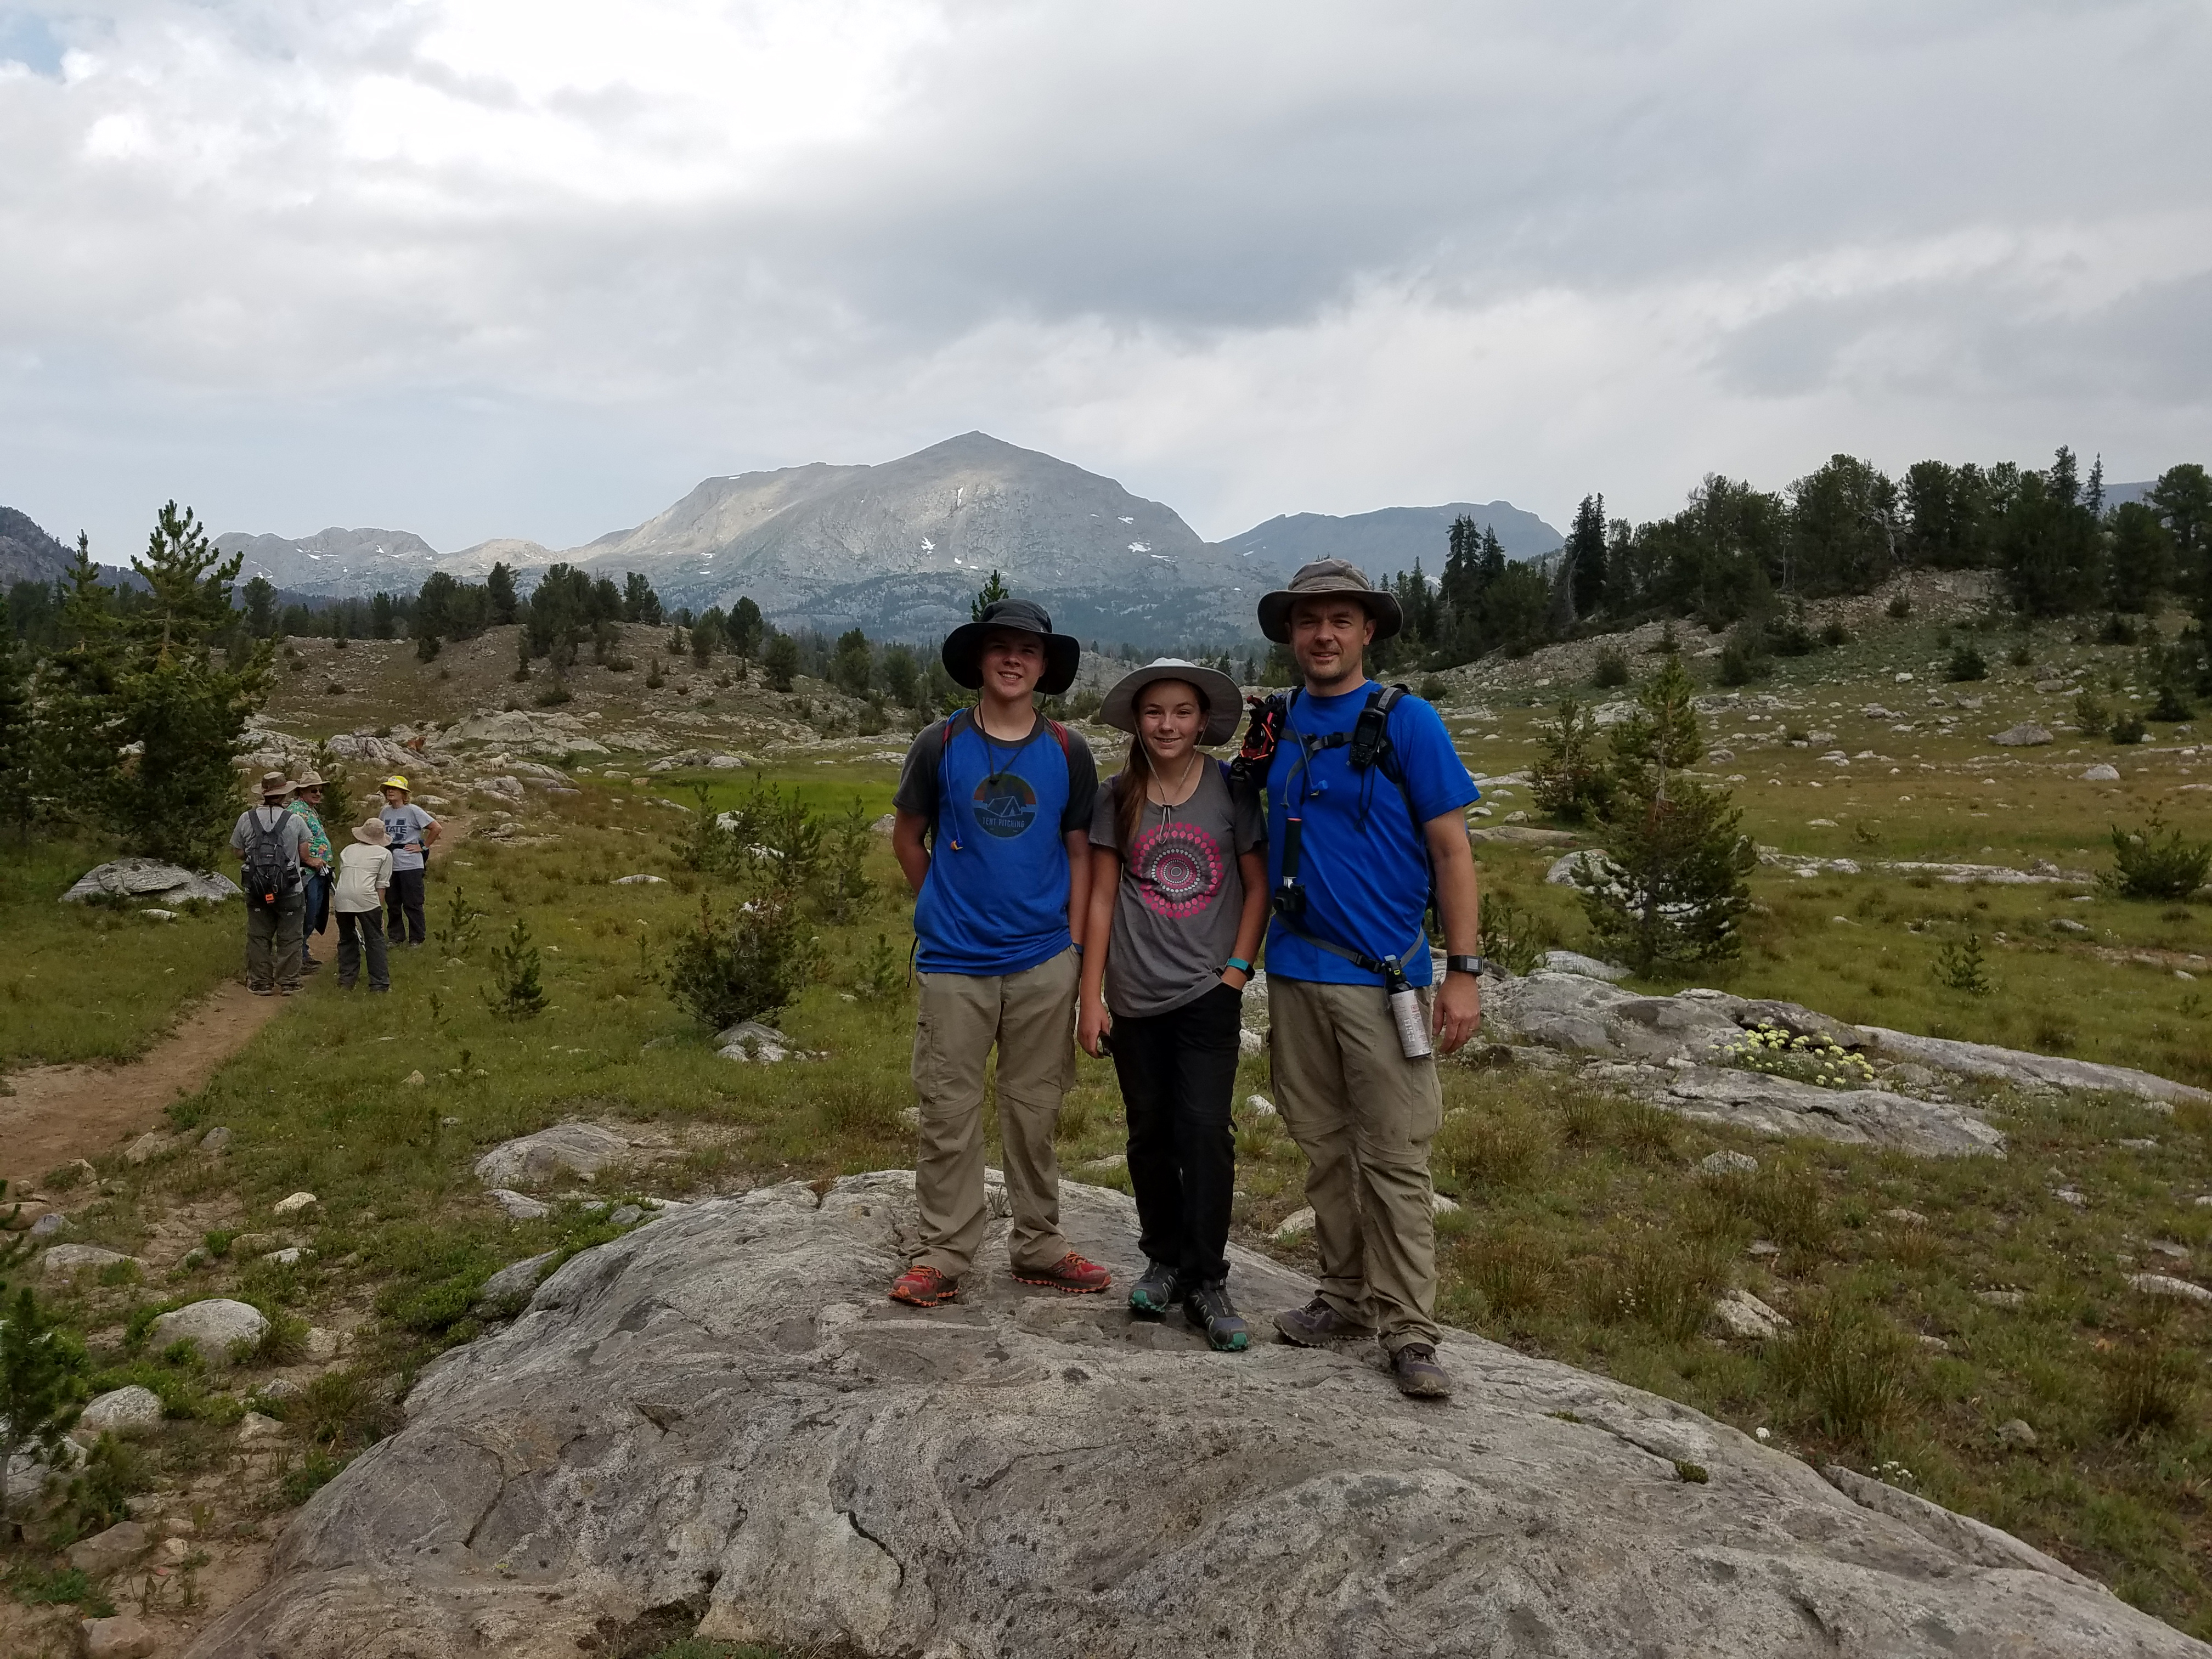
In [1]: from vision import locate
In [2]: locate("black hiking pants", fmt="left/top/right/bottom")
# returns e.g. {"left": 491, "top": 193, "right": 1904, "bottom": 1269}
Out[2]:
{"left": 1110, "top": 982, "right": 1241, "bottom": 1285}
{"left": 386, "top": 867, "right": 427, "bottom": 945}
{"left": 336, "top": 909, "right": 390, "bottom": 991}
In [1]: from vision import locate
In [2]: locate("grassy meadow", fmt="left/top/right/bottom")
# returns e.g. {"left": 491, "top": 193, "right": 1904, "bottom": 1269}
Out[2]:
{"left": 5, "top": 595, "right": 2211, "bottom": 1645}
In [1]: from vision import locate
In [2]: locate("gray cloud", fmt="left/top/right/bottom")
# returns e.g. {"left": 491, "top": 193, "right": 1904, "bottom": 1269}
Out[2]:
{"left": 0, "top": 0, "right": 2207, "bottom": 557}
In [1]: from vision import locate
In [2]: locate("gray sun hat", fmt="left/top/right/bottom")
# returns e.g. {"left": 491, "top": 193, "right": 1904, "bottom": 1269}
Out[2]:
{"left": 1099, "top": 659, "right": 1244, "bottom": 747}
{"left": 257, "top": 769, "right": 295, "bottom": 798}
{"left": 1256, "top": 557, "right": 1403, "bottom": 645}
{"left": 352, "top": 818, "right": 390, "bottom": 846}
{"left": 940, "top": 597, "right": 1081, "bottom": 696}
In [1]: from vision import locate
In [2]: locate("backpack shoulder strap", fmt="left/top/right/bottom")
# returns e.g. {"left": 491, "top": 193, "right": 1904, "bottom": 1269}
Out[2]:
{"left": 1045, "top": 716, "right": 1070, "bottom": 760}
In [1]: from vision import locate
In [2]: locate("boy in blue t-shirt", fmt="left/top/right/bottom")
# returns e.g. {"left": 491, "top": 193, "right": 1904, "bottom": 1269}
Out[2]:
{"left": 1252, "top": 560, "right": 1484, "bottom": 1400}
{"left": 887, "top": 599, "right": 1111, "bottom": 1306}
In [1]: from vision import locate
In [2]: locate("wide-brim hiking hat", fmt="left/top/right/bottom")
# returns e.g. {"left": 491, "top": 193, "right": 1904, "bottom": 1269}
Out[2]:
{"left": 379, "top": 775, "right": 410, "bottom": 794}
{"left": 257, "top": 769, "right": 294, "bottom": 798}
{"left": 1099, "top": 659, "right": 1243, "bottom": 747}
{"left": 940, "top": 598, "right": 1081, "bottom": 696}
{"left": 1256, "top": 557, "right": 1403, "bottom": 645}
{"left": 291, "top": 771, "right": 324, "bottom": 791}
{"left": 352, "top": 819, "right": 389, "bottom": 845}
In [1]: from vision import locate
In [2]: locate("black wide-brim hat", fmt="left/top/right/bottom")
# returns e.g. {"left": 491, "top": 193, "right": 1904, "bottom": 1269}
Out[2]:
{"left": 941, "top": 597, "right": 1081, "bottom": 696}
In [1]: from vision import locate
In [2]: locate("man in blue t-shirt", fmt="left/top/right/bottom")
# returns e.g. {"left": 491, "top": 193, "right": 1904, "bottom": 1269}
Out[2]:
{"left": 1254, "top": 559, "right": 1483, "bottom": 1400}
{"left": 887, "top": 599, "right": 1112, "bottom": 1307}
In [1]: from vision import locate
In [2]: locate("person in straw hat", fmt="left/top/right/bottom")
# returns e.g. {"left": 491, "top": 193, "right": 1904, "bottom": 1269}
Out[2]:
{"left": 289, "top": 771, "right": 335, "bottom": 972}
{"left": 377, "top": 775, "right": 441, "bottom": 946}
{"left": 884, "top": 597, "right": 1111, "bottom": 1307}
{"left": 1245, "top": 558, "right": 1484, "bottom": 1400}
{"left": 1076, "top": 659, "right": 1266, "bottom": 1351}
{"left": 331, "top": 816, "right": 396, "bottom": 990}
{"left": 229, "top": 769, "right": 323, "bottom": 996}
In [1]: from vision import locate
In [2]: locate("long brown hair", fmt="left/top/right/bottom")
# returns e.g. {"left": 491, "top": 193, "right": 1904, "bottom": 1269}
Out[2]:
{"left": 1111, "top": 679, "right": 1207, "bottom": 851}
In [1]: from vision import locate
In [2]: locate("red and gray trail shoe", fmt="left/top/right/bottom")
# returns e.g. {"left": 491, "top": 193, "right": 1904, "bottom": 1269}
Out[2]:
{"left": 889, "top": 1265, "right": 959, "bottom": 1307}
{"left": 1013, "top": 1252, "right": 1113, "bottom": 1294}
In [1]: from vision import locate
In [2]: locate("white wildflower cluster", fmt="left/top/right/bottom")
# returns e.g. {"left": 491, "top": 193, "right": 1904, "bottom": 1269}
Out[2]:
{"left": 1716, "top": 1022, "right": 1877, "bottom": 1091}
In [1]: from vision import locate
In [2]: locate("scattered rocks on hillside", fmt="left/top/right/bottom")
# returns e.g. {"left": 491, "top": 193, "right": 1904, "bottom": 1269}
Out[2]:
{"left": 29, "top": 1212, "right": 67, "bottom": 1238}
{"left": 1863, "top": 1025, "right": 2209, "bottom": 1108}
{"left": 1711, "top": 1288, "right": 1788, "bottom": 1340}
{"left": 611, "top": 873, "right": 667, "bottom": 884}
{"left": 148, "top": 1299, "right": 269, "bottom": 1365}
{"left": 1997, "top": 1419, "right": 2040, "bottom": 1451}
{"left": 201, "top": 1125, "right": 235, "bottom": 1153}
{"left": 273, "top": 1190, "right": 319, "bottom": 1216}
{"left": 40, "top": 1244, "right": 138, "bottom": 1279}
{"left": 1990, "top": 724, "right": 2053, "bottom": 746}
{"left": 1700, "top": 1150, "right": 1759, "bottom": 1176}
{"left": 1545, "top": 849, "right": 1613, "bottom": 886}
{"left": 123, "top": 1130, "right": 179, "bottom": 1164}
{"left": 187, "top": 1173, "right": 2198, "bottom": 1659}
{"left": 715, "top": 1022, "right": 811, "bottom": 1063}
{"left": 75, "top": 1386, "right": 166, "bottom": 1441}
{"left": 473, "top": 1122, "right": 634, "bottom": 1189}
{"left": 61, "top": 860, "right": 242, "bottom": 905}
{"left": 66, "top": 1520, "right": 150, "bottom": 1576}
{"left": 2128, "top": 1273, "right": 2212, "bottom": 1306}
{"left": 2082, "top": 763, "right": 2122, "bottom": 782}
{"left": 648, "top": 749, "right": 754, "bottom": 771}
{"left": 1469, "top": 824, "right": 1581, "bottom": 847}
{"left": 476, "top": 1251, "right": 561, "bottom": 1310}
{"left": 82, "top": 1613, "right": 161, "bottom": 1659}
{"left": 489, "top": 1188, "right": 551, "bottom": 1221}
{"left": 1541, "top": 949, "right": 1628, "bottom": 981}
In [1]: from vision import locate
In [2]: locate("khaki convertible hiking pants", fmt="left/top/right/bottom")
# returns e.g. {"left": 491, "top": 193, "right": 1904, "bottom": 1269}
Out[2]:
{"left": 911, "top": 948, "right": 1080, "bottom": 1280}
{"left": 1269, "top": 975, "right": 1443, "bottom": 1352}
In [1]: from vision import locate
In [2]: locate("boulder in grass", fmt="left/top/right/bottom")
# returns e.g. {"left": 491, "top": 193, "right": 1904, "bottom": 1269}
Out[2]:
{"left": 62, "top": 859, "right": 241, "bottom": 905}
{"left": 473, "top": 1122, "right": 633, "bottom": 1190}
{"left": 40, "top": 1244, "right": 137, "bottom": 1279}
{"left": 2081, "top": 763, "right": 2121, "bottom": 782}
{"left": 82, "top": 1615, "right": 160, "bottom": 1658}
{"left": 75, "top": 1386, "right": 166, "bottom": 1441}
{"left": 148, "top": 1299, "right": 268, "bottom": 1366}
{"left": 1541, "top": 950, "right": 1628, "bottom": 983}
{"left": 66, "top": 1520, "right": 150, "bottom": 1576}
{"left": 1989, "top": 724, "right": 2053, "bottom": 747}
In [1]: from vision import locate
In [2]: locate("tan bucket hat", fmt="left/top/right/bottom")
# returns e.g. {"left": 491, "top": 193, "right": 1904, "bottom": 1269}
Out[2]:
{"left": 352, "top": 818, "right": 389, "bottom": 845}
{"left": 1098, "top": 659, "right": 1243, "bottom": 747}
{"left": 257, "top": 769, "right": 295, "bottom": 797}
{"left": 1256, "top": 557, "right": 1403, "bottom": 644}
{"left": 291, "top": 770, "right": 324, "bottom": 791}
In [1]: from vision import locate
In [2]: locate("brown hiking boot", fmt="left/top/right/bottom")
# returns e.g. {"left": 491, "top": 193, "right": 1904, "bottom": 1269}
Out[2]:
{"left": 889, "top": 1265, "right": 958, "bottom": 1307}
{"left": 1273, "top": 1295, "right": 1378, "bottom": 1349}
{"left": 1012, "top": 1252, "right": 1112, "bottom": 1294}
{"left": 1390, "top": 1343, "right": 1453, "bottom": 1400}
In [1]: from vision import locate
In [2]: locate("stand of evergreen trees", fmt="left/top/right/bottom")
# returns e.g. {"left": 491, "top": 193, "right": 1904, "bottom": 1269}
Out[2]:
{"left": 1373, "top": 451, "right": 2212, "bottom": 678}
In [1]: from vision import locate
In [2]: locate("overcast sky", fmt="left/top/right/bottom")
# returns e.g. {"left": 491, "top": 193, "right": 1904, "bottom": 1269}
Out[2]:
{"left": 3, "top": 1, "right": 2207, "bottom": 558}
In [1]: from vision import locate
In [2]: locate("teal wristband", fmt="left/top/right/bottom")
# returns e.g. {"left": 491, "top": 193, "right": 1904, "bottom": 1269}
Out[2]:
{"left": 1225, "top": 956, "right": 1252, "bottom": 974}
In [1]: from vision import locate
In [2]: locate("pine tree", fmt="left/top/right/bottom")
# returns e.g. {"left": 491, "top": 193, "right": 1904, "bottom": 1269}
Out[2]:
{"left": 1567, "top": 494, "right": 1608, "bottom": 618}
{"left": 970, "top": 569, "right": 1011, "bottom": 619}
{"left": 729, "top": 596, "right": 764, "bottom": 658}
{"left": 764, "top": 631, "right": 800, "bottom": 692}
{"left": 0, "top": 595, "right": 30, "bottom": 837}
{"left": 487, "top": 562, "right": 518, "bottom": 624}
{"left": 0, "top": 1282, "right": 91, "bottom": 1521}
{"left": 1608, "top": 653, "right": 1705, "bottom": 795}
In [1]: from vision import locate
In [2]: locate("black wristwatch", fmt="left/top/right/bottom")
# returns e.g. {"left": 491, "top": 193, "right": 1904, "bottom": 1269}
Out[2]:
{"left": 1445, "top": 955, "right": 1496, "bottom": 977}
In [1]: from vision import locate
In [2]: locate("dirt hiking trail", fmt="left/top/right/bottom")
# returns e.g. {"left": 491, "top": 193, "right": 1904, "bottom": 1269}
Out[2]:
{"left": 0, "top": 981, "right": 287, "bottom": 1189}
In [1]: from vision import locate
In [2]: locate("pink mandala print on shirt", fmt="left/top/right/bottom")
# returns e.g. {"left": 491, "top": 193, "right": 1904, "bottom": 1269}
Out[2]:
{"left": 1130, "top": 821, "right": 1225, "bottom": 919}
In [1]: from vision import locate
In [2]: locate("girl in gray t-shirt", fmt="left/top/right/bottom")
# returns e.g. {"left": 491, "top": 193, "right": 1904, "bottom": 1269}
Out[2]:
{"left": 1077, "top": 662, "right": 1266, "bottom": 1353}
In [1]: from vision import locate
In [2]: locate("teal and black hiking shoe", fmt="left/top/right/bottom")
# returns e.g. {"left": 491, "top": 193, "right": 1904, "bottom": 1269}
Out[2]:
{"left": 1184, "top": 1279, "right": 1250, "bottom": 1352}
{"left": 1128, "top": 1259, "right": 1181, "bottom": 1319}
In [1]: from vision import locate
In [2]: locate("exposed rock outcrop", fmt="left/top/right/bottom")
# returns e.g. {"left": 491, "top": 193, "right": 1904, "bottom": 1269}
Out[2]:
{"left": 185, "top": 1173, "right": 2200, "bottom": 1659}
{"left": 61, "top": 860, "right": 241, "bottom": 905}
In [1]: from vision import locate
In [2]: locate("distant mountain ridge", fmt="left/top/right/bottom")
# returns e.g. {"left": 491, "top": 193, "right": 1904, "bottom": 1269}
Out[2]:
{"left": 1216, "top": 503, "right": 1561, "bottom": 571}
{"left": 0, "top": 505, "right": 76, "bottom": 584}
{"left": 195, "top": 432, "right": 1562, "bottom": 645}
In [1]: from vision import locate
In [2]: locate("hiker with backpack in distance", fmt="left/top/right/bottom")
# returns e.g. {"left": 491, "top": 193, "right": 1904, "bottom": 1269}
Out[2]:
{"left": 1243, "top": 559, "right": 1485, "bottom": 1400}
{"left": 1077, "top": 659, "right": 1267, "bottom": 1352}
{"left": 231, "top": 770, "right": 325, "bottom": 996}
{"left": 886, "top": 598, "right": 1110, "bottom": 1307}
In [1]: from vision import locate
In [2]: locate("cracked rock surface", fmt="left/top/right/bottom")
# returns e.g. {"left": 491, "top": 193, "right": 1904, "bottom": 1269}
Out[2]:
{"left": 185, "top": 1173, "right": 2202, "bottom": 1659}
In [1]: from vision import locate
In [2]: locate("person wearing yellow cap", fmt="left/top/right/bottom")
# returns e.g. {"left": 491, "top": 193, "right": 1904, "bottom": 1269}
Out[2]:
{"left": 377, "top": 775, "right": 441, "bottom": 946}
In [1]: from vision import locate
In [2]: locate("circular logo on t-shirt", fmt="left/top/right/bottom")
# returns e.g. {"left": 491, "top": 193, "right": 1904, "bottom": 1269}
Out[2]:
{"left": 972, "top": 772, "right": 1040, "bottom": 838}
{"left": 1130, "top": 821, "right": 1225, "bottom": 918}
